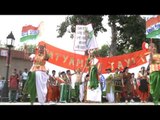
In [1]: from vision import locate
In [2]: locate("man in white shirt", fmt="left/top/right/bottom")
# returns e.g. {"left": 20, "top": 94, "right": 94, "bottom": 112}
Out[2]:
{"left": 21, "top": 68, "right": 28, "bottom": 101}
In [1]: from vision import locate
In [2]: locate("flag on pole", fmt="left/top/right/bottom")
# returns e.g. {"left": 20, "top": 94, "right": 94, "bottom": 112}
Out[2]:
{"left": 73, "top": 23, "right": 98, "bottom": 51}
{"left": 146, "top": 15, "right": 160, "bottom": 39}
{"left": 20, "top": 21, "right": 44, "bottom": 43}
{"left": 20, "top": 24, "right": 39, "bottom": 42}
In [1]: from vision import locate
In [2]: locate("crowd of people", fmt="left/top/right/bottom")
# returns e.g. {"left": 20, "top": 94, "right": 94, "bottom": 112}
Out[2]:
{"left": 0, "top": 42, "right": 160, "bottom": 105}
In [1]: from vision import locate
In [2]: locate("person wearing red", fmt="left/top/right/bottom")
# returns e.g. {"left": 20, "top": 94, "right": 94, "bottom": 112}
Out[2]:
{"left": 137, "top": 67, "right": 149, "bottom": 103}
{"left": 46, "top": 70, "right": 60, "bottom": 102}
{"left": 9, "top": 70, "right": 19, "bottom": 102}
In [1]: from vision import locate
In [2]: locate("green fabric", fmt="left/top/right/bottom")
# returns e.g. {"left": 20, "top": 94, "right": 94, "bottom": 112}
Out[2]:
{"left": 59, "top": 84, "right": 70, "bottom": 102}
{"left": 71, "top": 89, "right": 76, "bottom": 99}
{"left": 23, "top": 72, "right": 37, "bottom": 104}
{"left": 106, "top": 74, "right": 115, "bottom": 93}
{"left": 149, "top": 71, "right": 160, "bottom": 105}
{"left": 20, "top": 34, "right": 38, "bottom": 42}
{"left": 102, "top": 91, "right": 106, "bottom": 96}
{"left": 67, "top": 84, "right": 71, "bottom": 102}
{"left": 75, "top": 82, "right": 80, "bottom": 102}
{"left": 89, "top": 65, "right": 99, "bottom": 89}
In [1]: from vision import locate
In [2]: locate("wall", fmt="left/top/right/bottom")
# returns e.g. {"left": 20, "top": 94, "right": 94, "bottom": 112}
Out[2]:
{"left": 0, "top": 48, "right": 32, "bottom": 79}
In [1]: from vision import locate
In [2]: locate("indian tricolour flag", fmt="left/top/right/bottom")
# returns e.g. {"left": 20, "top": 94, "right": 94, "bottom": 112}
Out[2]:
{"left": 146, "top": 15, "right": 160, "bottom": 39}
{"left": 20, "top": 24, "right": 39, "bottom": 42}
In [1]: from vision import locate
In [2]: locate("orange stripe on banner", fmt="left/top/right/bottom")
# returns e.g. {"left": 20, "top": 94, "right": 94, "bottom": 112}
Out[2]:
{"left": 38, "top": 41, "right": 149, "bottom": 74}
{"left": 146, "top": 16, "right": 160, "bottom": 29}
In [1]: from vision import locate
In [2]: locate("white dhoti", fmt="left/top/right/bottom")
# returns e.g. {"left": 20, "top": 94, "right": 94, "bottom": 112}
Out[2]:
{"left": 79, "top": 83, "right": 84, "bottom": 102}
{"left": 106, "top": 86, "right": 115, "bottom": 103}
{"left": 86, "top": 82, "right": 102, "bottom": 102}
{"left": 35, "top": 71, "right": 48, "bottom": 105}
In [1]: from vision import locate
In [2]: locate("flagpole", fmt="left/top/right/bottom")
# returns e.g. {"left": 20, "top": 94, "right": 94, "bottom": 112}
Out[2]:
{"left": 149, "top": 38, "right": 153, "bottom": 67}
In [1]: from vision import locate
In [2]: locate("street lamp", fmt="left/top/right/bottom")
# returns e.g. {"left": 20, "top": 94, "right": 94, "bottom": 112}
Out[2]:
{"left": 2, "top": 31, "right": 15, "bottom": 102}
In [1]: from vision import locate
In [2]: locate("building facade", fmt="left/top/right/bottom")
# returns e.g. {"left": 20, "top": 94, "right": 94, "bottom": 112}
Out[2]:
{"left": 0, "top": 48, "right": 32, "bottom": 79}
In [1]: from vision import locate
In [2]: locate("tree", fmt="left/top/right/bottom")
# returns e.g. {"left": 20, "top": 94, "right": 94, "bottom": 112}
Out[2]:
{"left": 16, "top": 44, "right": 36, "bottom": 54}
{"left": 108, "top": 15, "right": 119, "bottom": 56}
{"left": 108, "top": 15, "right": 146, "bottom": 55}
{"left": 57, "top": 15, "right": 146, "bottom": 56}
{"left": 57, "top": 15, "right": 107, "bottom": 38}
{"left": 93, "top": 44, "right": 110, "bottom": 57}
{"left": 57, "top": 15, "right": 107, "bottom": 55}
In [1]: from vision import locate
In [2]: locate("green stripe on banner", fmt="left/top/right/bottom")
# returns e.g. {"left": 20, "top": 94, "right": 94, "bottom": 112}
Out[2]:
{"left": 20, "top": 35, "right": 38, "bottom": 42}
{"left": 146, "top": 29, "right": 160, "bottom": 39}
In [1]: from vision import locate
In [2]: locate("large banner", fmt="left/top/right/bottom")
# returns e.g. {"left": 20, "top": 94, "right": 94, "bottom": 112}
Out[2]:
{"left": 73, "top": 24, "right": 98, "bottom": 51}
{"left": 39, "top": 41, "right": 149, "bottom": 74}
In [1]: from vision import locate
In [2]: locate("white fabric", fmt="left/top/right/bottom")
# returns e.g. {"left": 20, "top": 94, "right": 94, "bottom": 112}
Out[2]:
{"left": 22, "top": 72, "right": 28, "bottom": 80}
{"left": 0, "top": 80, "right": 5, "bottom": 90}
{"left": 79, "top": 83, "right": 84, "bottom": 102}
{"left": 35, "top": 71, "right": 48, "bottom": 105}
{"left": 86, "top": 82, "right": 101, "bottom": 102}
{"left": 106, "top": 86, "right": 115, "bottom": 103}
{"left": 91, "top": 58, "right": 98, "bottom": 65}
{"left": 29, "top": 54, "right": 35, "bottom": 60}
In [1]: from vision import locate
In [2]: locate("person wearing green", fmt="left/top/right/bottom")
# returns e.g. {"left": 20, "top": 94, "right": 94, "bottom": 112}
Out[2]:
{"left": 23, "top": 44, "right": 50, "bottom": 105}
{"left": 59, "top": 71, "right": 70, "bottom": 103}
{"left": 106, "top": 68, "right": 115, "bottom": 103}
{"left": 73, "top": 66, "right": 86, "bottom": 102}
{"left": 86, "top": 49, "right": 102, "bottom": 102}
{"left": 149, "top": 43, "right": 160, "bottom": 105}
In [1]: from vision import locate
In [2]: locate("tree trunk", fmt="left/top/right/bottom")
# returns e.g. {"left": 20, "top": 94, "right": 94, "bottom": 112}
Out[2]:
{"left": 110, "top": 22, "right": 117, "bottom": 56}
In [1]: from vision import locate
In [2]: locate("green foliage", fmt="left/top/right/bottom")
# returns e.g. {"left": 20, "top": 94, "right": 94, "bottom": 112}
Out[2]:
{"left": 57, "top": 15, "right": 146, "bottom": 56}
{"left": 16, "top": 44, "right": 36, "bottom": 54}
{"left": 93, "top": 44, "right": 110, "bottom": 57}
{"left": 108, "top": 15, "right": 146, "bottom": 55}
{"left": 27, "top": 44, "right": 36, "bottom": 54}
{"left": 57, "top": 15, "right": 107, "bottom": 38}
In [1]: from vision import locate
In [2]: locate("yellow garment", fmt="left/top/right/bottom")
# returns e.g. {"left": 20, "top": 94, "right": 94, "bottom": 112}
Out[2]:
{"left": 30, "top": 54, "right": 47, "bottom": 72}
{"left": 150, "top": 54, "right": 160, "bottom": 73}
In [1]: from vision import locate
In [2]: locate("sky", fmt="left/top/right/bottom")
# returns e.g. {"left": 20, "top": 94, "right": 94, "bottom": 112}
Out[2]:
{"left": 0, "top": 15, "right": 111, "bottom": 54}
{"left": 0, "top": 15, "right": 153, "bottom": 53}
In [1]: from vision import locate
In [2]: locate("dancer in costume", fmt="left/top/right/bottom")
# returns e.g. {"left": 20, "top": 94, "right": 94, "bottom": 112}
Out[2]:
{"left": 122, "top": 67, "right": 134, "bottom": 103}
{"left": 86, "top": 49, "right": 102, "bottom": 102}
{"left": 46, "top": 70, "right": 60, "bottom": 102}
{"left": 149, "top": 43, "right": 160, "bottom": 105}
{"left": 113, "top": 68, "right": 123, "bottom": 103}
{"left": 105, "top": 68, "right": 114, "bottom": 103}
{"left": 59, "top": 71, "right": 70, "bottom": 103}
{"left": 74, "top": 66, "right": 86, "bottom": 102}
{"left": 23, "top": 44, "right": 50, "bottom": 105}
{"left": 83, "top": 74, "right": 89, "bottom": 102}
{"left": 137, "top": 67, "right": 149, "bottom": 103}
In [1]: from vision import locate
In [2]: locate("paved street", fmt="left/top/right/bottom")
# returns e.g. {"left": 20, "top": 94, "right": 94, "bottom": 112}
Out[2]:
{"left": 0, "top": 102, "right": 157, "bottom": 105}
